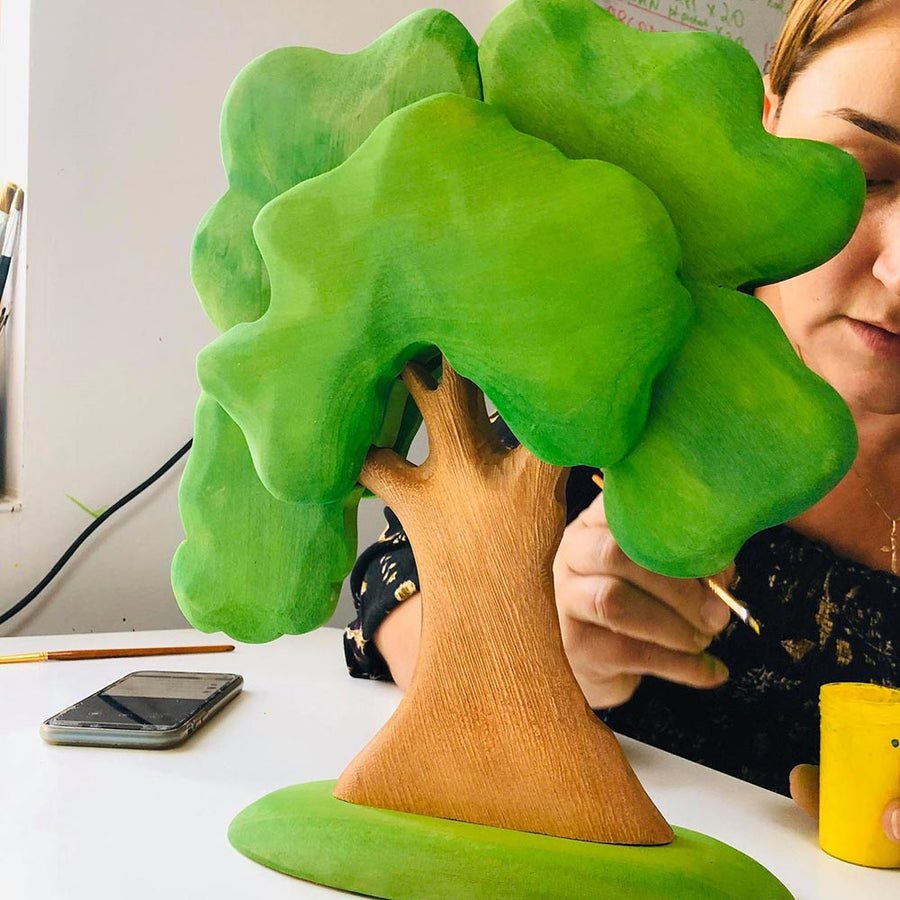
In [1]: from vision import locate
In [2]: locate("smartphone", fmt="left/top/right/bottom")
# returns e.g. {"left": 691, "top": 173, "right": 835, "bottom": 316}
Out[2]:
{"left": 40, "top": 670, "right": 243, "bottom": 749}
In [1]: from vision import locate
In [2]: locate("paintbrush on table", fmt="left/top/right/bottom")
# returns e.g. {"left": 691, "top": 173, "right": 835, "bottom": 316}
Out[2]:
{"left": 0, "top": 643, "right": 235, "bottom": 664}
{"left": 591, "top": 472, "right": 760, "bottom": 634}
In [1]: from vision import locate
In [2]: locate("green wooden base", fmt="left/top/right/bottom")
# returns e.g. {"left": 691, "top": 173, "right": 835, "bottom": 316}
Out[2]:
{"left": 228, "top": 780, "right": 793, "bottom": 899}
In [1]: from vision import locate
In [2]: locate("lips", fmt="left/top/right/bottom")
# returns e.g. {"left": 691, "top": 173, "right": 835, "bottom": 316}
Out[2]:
{"left": 847, "top": 317, "right": 900, "bottom": 358}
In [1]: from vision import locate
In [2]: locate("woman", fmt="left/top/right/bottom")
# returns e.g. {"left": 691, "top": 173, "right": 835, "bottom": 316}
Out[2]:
{"left": 345, "top": 0, "right": 900, "bottom": 842}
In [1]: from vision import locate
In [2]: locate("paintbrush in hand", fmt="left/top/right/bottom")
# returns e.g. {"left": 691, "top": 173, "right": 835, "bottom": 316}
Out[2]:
{"left": 591, "top": 473, "right": 760, "bottom": 634}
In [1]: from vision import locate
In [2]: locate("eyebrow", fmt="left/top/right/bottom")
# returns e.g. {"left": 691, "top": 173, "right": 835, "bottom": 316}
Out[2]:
{"left": 826, "top": 107, "right": 900, "bottom": 145}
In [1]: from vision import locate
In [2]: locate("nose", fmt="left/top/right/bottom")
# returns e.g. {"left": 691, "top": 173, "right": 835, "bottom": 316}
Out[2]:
{"left": 872, "top": 204, "right": 900, "bottom": 296}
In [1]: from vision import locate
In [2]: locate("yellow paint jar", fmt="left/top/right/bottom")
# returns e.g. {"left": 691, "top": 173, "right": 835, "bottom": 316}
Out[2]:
{"left": 819, "top": 682, "right": 900, "bottom": 868}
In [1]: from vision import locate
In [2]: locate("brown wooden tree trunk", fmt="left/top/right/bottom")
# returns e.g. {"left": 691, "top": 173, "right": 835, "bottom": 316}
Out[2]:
{"left": 333, "top": 360, "right": 673, "bottom": 845}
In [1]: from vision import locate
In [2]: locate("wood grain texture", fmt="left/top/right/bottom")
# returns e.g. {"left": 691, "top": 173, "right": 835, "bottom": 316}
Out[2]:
{"left": 334, "top": 360, "right": 673, "bottom": 845}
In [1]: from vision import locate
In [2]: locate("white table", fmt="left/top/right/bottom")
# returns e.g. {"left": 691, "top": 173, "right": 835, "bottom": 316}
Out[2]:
{"left": 2, "top": 628, "right": 895, "bottom": 899}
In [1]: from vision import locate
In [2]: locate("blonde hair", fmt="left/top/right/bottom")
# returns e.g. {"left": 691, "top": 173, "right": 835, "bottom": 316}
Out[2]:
{"left": 769, "top": 0, "right": 872, "bottom": 98}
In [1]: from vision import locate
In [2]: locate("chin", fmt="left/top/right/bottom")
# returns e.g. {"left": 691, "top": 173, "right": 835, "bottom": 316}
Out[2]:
{"left": 832, "top": 380, "right": 900, "bottom": 418}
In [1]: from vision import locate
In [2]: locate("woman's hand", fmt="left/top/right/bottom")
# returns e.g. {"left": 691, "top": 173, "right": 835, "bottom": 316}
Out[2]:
{"left": 373, "top": 591, "right": 422, "bottom": 691}
{"left": 553, "top": 490, "right": 732, "bottom": 709}
{"left": 790, "top": 764, "right": 900, "bottom": 843}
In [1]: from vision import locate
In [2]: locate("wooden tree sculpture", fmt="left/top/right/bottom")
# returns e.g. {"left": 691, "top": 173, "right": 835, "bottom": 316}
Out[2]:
{"left": 172, "top": 2, "right": 863, "bottom": 897}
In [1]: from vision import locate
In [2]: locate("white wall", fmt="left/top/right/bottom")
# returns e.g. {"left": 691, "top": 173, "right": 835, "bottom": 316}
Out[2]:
{"left": 0, "top": 0, "right": 501, "bottom": 637}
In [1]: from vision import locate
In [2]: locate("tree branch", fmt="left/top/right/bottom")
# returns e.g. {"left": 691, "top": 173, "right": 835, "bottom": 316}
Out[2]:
{"left": 415, "top": 357, "right": 507, "bottom": 467}
{"left": 359, "top": 446, "right": 422, "bottom": 512}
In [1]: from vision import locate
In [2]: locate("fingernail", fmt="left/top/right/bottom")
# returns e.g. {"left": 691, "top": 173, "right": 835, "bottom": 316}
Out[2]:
{"left": 710, "top": 657, "right": 729, "bottom": 682}
{"left": 701, "top": 596, "right": 731, "bottom": 632}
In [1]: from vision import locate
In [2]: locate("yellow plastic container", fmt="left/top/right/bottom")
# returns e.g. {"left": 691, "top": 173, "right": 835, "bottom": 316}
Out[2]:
{"left": 819, "top": 682, "right": 900, "bottom": 868}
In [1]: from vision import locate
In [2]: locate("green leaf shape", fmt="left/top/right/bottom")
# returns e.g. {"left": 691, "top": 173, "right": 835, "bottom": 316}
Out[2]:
{"left": 192, "top": 8, "right": 481, "bottom": 333}
{"left": 479, "top": 0, "right": 865, "bottom": 289}
{"left": 198, "top": 93, "right": 693, "bottom": 503}
{"left": 191, "top": 10, "right": 481, "bottom": 464}
{"left": 172, "top": 393, "right": 359, "bottom": 642}
{"left": 473, "top": 0, "right": 861, "bottom": 575}
{"left": 603, "top": 284, "right": 858, "bottom": 577}
{"left": 182, "top": 10, "right": 479, "bottom": 635}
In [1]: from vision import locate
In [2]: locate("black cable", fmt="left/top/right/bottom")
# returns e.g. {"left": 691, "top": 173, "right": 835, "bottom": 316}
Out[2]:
{"left": 0, "top": 439, "right": 193, "bottom": 627}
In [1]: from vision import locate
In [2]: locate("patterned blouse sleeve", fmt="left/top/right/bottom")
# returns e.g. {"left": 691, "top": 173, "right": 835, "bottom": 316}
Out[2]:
{"left": 343, "top": 506, "right": 420, "bottom": 680}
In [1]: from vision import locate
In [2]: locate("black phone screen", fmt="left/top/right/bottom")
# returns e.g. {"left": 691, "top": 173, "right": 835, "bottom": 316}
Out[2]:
{"left": 49, "top": 672, "right": 239, "bottom": 731}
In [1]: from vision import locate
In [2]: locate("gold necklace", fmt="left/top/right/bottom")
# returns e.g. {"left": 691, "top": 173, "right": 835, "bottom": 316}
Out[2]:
{"left": 854, "top": 469, "right": 900, "bottom": 575}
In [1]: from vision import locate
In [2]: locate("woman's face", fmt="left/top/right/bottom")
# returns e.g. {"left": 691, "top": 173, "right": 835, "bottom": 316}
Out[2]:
{"left": 760, "top": 0, "right": 900, "bottom": 416}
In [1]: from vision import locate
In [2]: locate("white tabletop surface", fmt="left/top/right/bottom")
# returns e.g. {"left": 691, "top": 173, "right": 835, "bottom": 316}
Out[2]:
{"left": 2, "top": 627, "right": 896, "bottom": 899}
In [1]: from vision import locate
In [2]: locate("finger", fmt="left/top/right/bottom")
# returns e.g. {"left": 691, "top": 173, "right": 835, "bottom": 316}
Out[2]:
{"left": 583, "top": 675, "right": 642, "bottom": 710}
{"left": 562, "top": 522, "right": 731, "bottom": 636}
{"left": 575, "top": 487, "right": 612, "bottom": 529}
{"left": 710, "top": 561, "right": 737, "bottom": 588}
{"left": 559, "top": 572, "right": 715, "bottom": 653}
{"left": 562, "top": 626, "right": 726, "bottom": 707}
{"left": 883, "top": 799, "right": 900, "bottom": 844}
{"left": 612, "top": 636, "right": 728, "bottom": 687}
{"left": 789, "top": 764, "right": 820, "bottom": 819}
{"left": 576, "top": 487, "right": 735, "bottom": 606}
{"left": 579, "top": 629, "right": 729, "bottom": 688}
{"left": 559, "top": 510, "right": 619, "bottom": 576}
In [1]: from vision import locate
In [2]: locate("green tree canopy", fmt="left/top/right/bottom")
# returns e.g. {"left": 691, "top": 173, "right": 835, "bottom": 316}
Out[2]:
{"left": 175, "top": 0, "right": 862, "bottom": 642}
{"left": 199, "top": 95, "right": 693, "bottom": 502}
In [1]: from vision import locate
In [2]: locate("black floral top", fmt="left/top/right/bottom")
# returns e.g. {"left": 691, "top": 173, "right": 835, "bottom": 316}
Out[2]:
{"left": 344, "top": 422, "right": 900, "bottom": 796}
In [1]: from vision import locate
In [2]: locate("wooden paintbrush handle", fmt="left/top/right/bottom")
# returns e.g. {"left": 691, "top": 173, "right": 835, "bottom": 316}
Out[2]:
{"left": 46, "top": 644, "right": 235, "bottom": 661}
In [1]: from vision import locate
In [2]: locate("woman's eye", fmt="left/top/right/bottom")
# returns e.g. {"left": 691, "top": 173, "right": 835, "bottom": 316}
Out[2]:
{"left": 865, "top": 177, "right": 892, "bottom": 192}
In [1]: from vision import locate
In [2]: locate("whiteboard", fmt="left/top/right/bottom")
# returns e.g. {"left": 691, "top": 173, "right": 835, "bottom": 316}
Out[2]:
{"left": 602, "top": 0, "right": 789, "bottom": 69}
